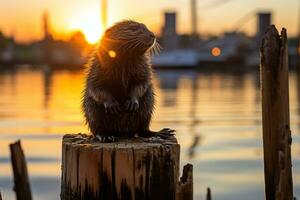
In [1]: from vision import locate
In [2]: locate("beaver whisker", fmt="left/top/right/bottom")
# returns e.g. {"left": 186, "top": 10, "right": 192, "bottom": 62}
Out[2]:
{"left": 150, "top": 42, "right": 156, "bottom": 55}
{"left": 149, "top": 48, "right": 155, "bottom": 56}
{"left": 149, "top": 47, "right": 156, "bottom": 56}
{"left": 120, "top": 40, "right": 139, "bottom": 52}
{"left": 116, "top": 36, "right": 137, "bottom": 41}
{"left": 154, "top": 41, "right": 162, "bottom": 53}
{"left": 137, "top": 41, "right": 144, "bottom": 48}
{"left": 102, "top": 37, "right": 138, "bottom": 45}
{"left": 149, "top": 41, "right": 161, "bottom": 56}
{"left": 156, "top": 47, "right": 160, "bottom": 54}
{"left": 122, "top": 38, "right": 139, "bottom": 46}
{"left": 126, "top": 40, "right": 142, "bottom": 51}
{"left": 132, "top": 40, "right": 143, "bottom": 49}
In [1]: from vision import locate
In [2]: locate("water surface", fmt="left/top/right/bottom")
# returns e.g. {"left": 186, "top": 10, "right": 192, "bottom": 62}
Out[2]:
{"left": 0, "top": 68, "right": 299, "bottom": 200}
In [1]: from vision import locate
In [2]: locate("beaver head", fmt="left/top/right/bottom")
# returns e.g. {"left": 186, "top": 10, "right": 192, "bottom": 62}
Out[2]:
{"left": 99, "top": 20, "right": 160, "bottom": 59}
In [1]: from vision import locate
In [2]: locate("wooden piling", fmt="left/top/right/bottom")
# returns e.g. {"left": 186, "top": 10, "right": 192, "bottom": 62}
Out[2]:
{"left": 176, "top": 164, "right": 193, "bottom": 200}
{"left": 61, "top": 133, "right": 182, "bottom": 200}
{"left": 260, "top": 25, "right": 294, "bottom": 200}
{"left": 0, "top": 191, "right": 2, "bottom": 200}
{"left": 206, "top": 187, "right": 211, "bottom": 200}
{"left": 9, "top": 140, "right": 32, "bottom": 200}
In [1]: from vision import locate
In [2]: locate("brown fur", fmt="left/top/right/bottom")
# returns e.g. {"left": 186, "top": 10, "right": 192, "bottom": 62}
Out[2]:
{"left": 82, "top": 20, "right": 160, "bottom": 137}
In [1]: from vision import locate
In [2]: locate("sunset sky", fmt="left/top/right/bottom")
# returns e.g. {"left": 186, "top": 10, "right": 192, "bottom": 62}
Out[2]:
{"left": 0, "top": 0, "right": 299, "bottom": 43}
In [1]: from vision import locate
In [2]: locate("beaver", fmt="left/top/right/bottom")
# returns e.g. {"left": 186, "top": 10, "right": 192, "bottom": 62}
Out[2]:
{"left": 82, "top": 20, "right": 174, "bottom": 142}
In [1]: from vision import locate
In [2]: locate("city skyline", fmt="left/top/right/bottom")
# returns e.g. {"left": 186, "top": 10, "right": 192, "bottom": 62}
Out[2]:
{"left": 0, "top": 0, "right": 299, "bottom": 43}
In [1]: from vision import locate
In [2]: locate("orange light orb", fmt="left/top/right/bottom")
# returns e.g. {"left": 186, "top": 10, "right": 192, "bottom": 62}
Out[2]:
{"left": 108, "top": 50, "right": 117, "bottom": 58}
{"left": 211, "top": 47, "right": 221, "bottom": 57}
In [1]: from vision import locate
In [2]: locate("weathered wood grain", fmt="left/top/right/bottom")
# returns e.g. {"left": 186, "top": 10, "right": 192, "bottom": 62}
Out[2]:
{"left": 206, "top": 187, "right": 212, "bottom": 200}
{"left": 61, "top": 134, "right": 180, "bottom": 200}
{"left": 176, "top": 164, "right": 193, "bottom": 200}
{"left": 9, "top": 140, "right": 32, "bottom": 200}
{"left": 260, "top": 25, "right": 294, "bottom": 200}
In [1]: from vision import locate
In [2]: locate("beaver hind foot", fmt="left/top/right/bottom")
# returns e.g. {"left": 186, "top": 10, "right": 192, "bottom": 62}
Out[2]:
{"left": 93, "top": 135, "right": 118, "bottom": 143}
{"left": 139, "top": 128, "right": 175, "bottom": 139}
{"left": 92, "top": 129, "right": 175, "bottom": 143}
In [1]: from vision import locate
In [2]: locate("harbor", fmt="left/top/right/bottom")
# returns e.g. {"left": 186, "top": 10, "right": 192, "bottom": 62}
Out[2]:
{"left": 0, "top": 1, "right": 299, "bottom": 70}
{"left": 0, "top": 0, "right": 300, "bottom": 199}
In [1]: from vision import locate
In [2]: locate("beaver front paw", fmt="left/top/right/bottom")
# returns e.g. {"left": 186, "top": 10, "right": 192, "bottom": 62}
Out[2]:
{"left": 139, "top": 128, "right": 175, "bottom": 139}
{"left": 125, "top": 97, "right": 139, "bottom": 112}
{"left": 157, "top": 128, "right": 176, "bottom": 139}
{"left": 103, "top": 99, "right": 121, "bottom": 114}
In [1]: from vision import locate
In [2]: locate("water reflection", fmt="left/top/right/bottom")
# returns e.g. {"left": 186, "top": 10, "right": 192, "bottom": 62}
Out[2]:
{"left": 0, "top": 68, "right": 299, "bottom": 200}
{"left": 188, "top": 135, "right": 201, "bottom": 158}
{"left": 42, "top": 68, "right": 53, "bottom": 109}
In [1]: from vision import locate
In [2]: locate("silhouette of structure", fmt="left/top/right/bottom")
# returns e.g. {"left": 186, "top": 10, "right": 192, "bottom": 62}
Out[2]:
{"left": 162, "top": 12, "right": 178, "bottom": 50}
{"left": 191, "top": 0, "right": 198, "bottom": 37}
{"left": 43, "top": 11, "right": 52, "bottom": 40}
{"left": 256, "top": 12, "right": 272, "bottom": 46}
{"left": 101, "top": 0, "right": 108, "bottom": 30}
{"left": 42, "top": 11, "right": 53, "bottom": 64}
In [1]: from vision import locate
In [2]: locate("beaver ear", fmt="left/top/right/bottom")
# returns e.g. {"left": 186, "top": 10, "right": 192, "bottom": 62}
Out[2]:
{"left": 105, "top": 28, "right": 112, "bottom": 36}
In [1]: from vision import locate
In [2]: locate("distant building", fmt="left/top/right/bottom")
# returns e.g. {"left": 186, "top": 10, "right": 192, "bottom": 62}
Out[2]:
{"left": 256, "top": 12, "right": 272, "bottom": 46}
{"left": 161, "top": 12, "right": 178, "bottom": 50}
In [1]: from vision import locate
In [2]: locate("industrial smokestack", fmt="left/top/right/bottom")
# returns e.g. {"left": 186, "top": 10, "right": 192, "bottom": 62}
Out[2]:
{"left": 101, "top": 0, "right": 107, "bottom": 29}
{"left": 43, "top": 11, "right": 51, "bottom": 40}
{"left": 191, "top": 0, "right": 198, "bottom": 36}
{"left": 162, "top": 12, "right": 178, "bottom": 50}
{"left": 257, "top": 12, "right": 272, "bottom": 45}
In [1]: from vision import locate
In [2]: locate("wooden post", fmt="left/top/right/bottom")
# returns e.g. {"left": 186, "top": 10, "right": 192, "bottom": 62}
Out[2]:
{"left": 61, "top": 134, "right": 181, "bottom": 200}
{"left": 176, "top": 164, "right": 193, "bottom": 200}
{"left": 206, "top": 187, "right": 211, "bottom": 200}
{"left": 0, "top": 191, "right": 2, "bottom": 200}
{"left": 9, "top": 140, "right": 32, "bottom": 200}
{"left": 260, "top": 25, "right": 294, "bottom": 200}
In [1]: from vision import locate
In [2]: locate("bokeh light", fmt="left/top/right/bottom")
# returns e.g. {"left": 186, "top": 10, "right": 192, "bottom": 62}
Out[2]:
{"left": 211, "top": 47, "right": 221, "bottom": 57}
{"left": 108, "top": 50, "right": 117, "bottom": 58}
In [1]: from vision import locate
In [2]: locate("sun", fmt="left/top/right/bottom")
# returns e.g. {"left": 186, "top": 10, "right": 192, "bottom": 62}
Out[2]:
{"left": 69, "top": 12, "right": 104, "bottom": 44}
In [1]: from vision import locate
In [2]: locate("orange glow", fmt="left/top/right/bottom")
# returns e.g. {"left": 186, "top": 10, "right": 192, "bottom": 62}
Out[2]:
{"left": 108, "top": 50, "right": 117, "bottom": 58}
{"left": 68, "top": 11, "right": 103, "bottom": 44}
{"left": 1, "top": 0, "right": 300, "bottom": 43}
{"left": 211, "top": 47, "right": 221, "bottom": 57}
